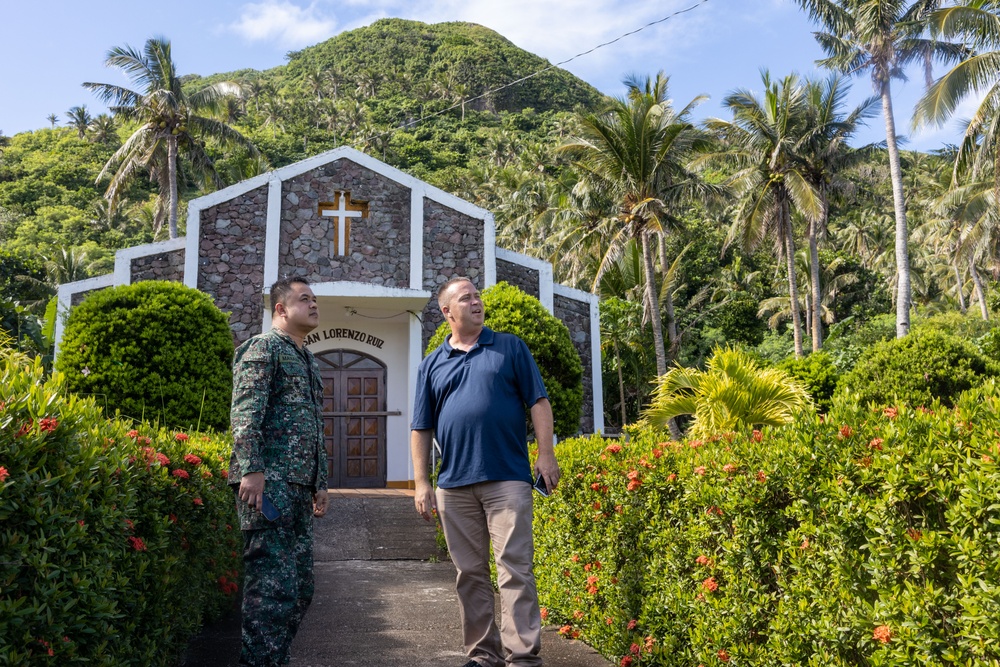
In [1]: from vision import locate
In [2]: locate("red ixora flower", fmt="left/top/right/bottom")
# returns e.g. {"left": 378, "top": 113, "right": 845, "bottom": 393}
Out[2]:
{"left": 906, "top": 528, "right": 922, "bottom": 541}
{"left": 606, "top": 443, "right": 622, "bottom": 454}
{"left": 620, "top": 657, "right": 633, "bottom": 667}
{"left": 694, "top": 466, "right": 707, "bottom": 476}
{"left": 0, "top": 466, "right": 8, "bottom": 483}
{"left": 756, "top": 470, "right": 767, "bottom": 482}
{"left": 718, "top": 649, "right": 731, "bottom": 662}
{"left": 873, "top": 625, "right": 892, "bottom": 644}
{"left": 38, "top": 418, "right": 58, "bottom": 432}
{"left": 171, "top": 469, "right": 190, "bottom": 479}
{"left": 839, "top": 425, "right": 854, "bottom": 439}
{"left": 540, "top": 607, "right": 549, "bottom": 621}
{"left": 883, "top": 406, "right": 898, "bottom": 419}
{"left": 15, "top": 421, "right": 32, "bottom": 438}
{"left": 128, "top": 536, "right": 147, "bottom": 552}
{"left": 627, "top": 479, "right": 642, "bottom": 491}
{"left": 127, "top": 429, "right": 139, "bottom": 439}
{"left": 156, "top": 453, "right": 170, "bottom": 467}
{"left": 702, "top": 577, "right": 719, "bottom": 593}
{"left": 869, "top": 437, "right": 883, "bottom": 451}
{"left": 752, "top": 429, "right": 763, "bottom": 442}
{"left": 183, "top": 453, "right": 202, "bottom": 466}
{"left": 193, "top": 497, "right": 203, "bottom": 506}
{"left": 722, "top": 463, "right": 738, "bottom": 474}
{"left": 627, "top": 619, "right": 638, "bottom": 630}
{"left": 175, "top": 433, "right": 190, "bottom": 442}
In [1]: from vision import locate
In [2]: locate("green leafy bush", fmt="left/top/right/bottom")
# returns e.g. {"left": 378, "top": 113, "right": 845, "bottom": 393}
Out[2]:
{"left": 533, "top": 387, "right": 1000, "bottom": 665}
{"left": 0, "top": 346, "right": 240, "bottom": 665}
{"left": 56, "top": 281, "right": 234, "bottom": 431}
{"left": 835, "top": 328, "right": 999, "bottom": 408}
{"left": 427, "top": 282, "right": 583, "bottom": 438}
{"left": 778, "top": 351, "right": 839, "bottom": 413}
{"left": 823, "top": 313, "right": 896, "bottom": 372}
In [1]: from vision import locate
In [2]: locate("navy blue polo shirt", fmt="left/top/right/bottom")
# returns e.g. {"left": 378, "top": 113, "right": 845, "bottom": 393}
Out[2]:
{"left": 411, "top": 327, "right": 548, "bottom": 488}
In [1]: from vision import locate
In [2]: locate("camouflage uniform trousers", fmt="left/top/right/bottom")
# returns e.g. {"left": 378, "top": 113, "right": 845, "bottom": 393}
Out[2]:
{"left": 237, "top": 483, "right": 316, "bottom": 667}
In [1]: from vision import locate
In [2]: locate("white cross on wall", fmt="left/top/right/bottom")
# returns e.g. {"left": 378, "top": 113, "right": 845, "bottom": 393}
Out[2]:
{"left": 321, "top": 191, "right": 365, "bottom": 256}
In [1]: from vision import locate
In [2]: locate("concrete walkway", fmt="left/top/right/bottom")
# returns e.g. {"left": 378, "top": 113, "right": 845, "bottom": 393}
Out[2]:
{"left": 180, "top": 490, "right": 611, "bottom": 667}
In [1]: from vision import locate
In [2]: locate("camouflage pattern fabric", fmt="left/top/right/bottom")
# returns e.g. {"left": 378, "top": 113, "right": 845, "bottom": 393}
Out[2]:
{"left": 229, "top": 326, "right": 326, "bottom": 530}
{"left": 237, "top": 483, "right": 315, "bottom": 667}
{"left": 229, "top": 327, "right": 327, "bottom": 665}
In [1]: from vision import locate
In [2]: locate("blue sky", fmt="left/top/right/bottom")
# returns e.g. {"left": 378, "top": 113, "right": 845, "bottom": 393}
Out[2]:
{"left": 0, "top": 0, "right": 974, "bottom": 151}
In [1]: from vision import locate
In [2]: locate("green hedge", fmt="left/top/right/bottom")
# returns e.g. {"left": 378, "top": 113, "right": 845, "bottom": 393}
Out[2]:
{"left": 835, "top": 328, "right": 999, "bottom": 408}
{"left": 0, "top": 348, "right": 241, "bottom": 666}
{"left": 534, "top": 387, "right": 1000, "bottom": 665}
{"left": 56, "top": 281, "right": 234, "bottom": 432}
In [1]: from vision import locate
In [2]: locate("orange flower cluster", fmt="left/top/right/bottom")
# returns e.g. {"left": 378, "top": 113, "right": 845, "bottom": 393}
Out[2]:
{"left": 756, "top": 470, "right": 767, "bottom": 482}
{"left": 873, "top": 625, "right": 892, "bottom": 644}
{"left": 722, "top": 463, "right": 737, "bottom": 474}
{"left": 868, "top": 437, "right": 883, "bottom": 451}
{"left": 751, "top": 429, "right": 763, "bottom": 442}
{"left": 839, "top": 425, "right": 854, "bottom": 439}
{"left": 883, "top": 406, "right": 898, "bottom": 419}
{"left": 38, "top": 418, "right": 58, "bottom": 432}
{"left": 184, "top": 453, "right": 202, "bottom": 466}
{"left": 0, "top": 466, "right": 8, "bottom": 483}
{"left": 702, "top": 577, "right": 719, "bottom": 593}
{"left": 606, "top": 443, "right": 623, "bottom": 455}
{"left": 175, "top": 432, "right": 190, "bottom": 442}
{"left": 718, "top": 649, "right": 731, "bottom": 662}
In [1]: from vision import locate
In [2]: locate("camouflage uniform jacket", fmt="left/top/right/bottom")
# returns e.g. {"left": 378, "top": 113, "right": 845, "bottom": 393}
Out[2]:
{"left": 228, "top": 327, "right": 326, "bottom": 492}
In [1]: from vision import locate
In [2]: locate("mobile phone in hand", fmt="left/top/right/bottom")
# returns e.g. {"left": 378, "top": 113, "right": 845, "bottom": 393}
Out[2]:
{"left": 533, "top": 474, "right": 549, "bottom": 497}
{"left": 260, "top": 495, "right": 281, "bottom": 521}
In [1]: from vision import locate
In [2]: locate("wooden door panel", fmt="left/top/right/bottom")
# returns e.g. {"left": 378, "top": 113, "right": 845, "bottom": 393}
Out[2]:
{"left": 316, "top": 350, "right": 386, "bottom": 488}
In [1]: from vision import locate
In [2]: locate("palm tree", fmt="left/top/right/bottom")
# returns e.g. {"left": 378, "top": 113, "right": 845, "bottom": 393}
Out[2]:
{"left": 800, "top": 75, "right": 879, "bottom": 350}
{"left": 696, "top": 71, "right": 824, "bottom": 358}
{"left": 66, "top": 105, "right": 93, "bottom": 140}
{"left": 558, "top": 72, "right": 709, "bottom": 376}
{"left": 46, "top": 113, "right": 59, "bottom": 129}
{"left": 795, "top": 0, "right": 966, "bottom": 338}
{"left": 643, "top": 345, "right": 813, "bottom": 439}
{"left": 83, "top": 36, "right": 259, "bottom": 239}
{"left": 87, "top": 114, "right": 118, "bottom": 145}
{"left": 913, "top": 1, "right": 1000, "bottom": 185}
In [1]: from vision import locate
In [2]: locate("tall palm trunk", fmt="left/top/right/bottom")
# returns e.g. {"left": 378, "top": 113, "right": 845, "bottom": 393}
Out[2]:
{"left": 658, "top": 233, "right": 679, "bottom": 360}
{"left": 642, "top": 229, "right": 681, "bottom": 439}
{"left": 953, "top": 258, "right": 967, "bottom": 314}
{"left": 808, "top": 211, "right": 823, "bottom": 352}
{"left": 642, "top": 229, "right": 667, "bottom": 376}
{"left": 880, "top": 87, "right": 911, "bottom": 337}
{"left": 167, "top": 135, "right": 180, "bottom": 239}
{"left": 970, "top": 261, "right": 989, "bottom": 321}
{"left": 783, "top": 199, "right": 805, "bottom": 358}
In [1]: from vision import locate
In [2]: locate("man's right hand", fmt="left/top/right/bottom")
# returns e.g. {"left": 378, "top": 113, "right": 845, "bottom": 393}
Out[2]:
{"left": 239, "top": 472, "right": 265, "bottom": 510}
{"left": 414, "top": 482, "right": 435, "bottom": 522}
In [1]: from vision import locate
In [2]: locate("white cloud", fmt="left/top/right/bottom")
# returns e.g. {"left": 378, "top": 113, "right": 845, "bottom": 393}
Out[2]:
{"left": 230, "top": 1, "right": 338, "bottom": 48}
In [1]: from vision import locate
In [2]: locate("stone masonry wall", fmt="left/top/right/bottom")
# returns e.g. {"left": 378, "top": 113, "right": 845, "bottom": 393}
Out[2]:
{"left": 420, "top": 198, "right": 485, "bottom": 348}
{"left": 70, "top": 287, "right": 109, "bottom": 307}
{"left": 279, "top": 160, "right": 411, "bottom": 286}
{"left": 555, "top": 293, "right": 595, "bottom": 434}
{"left": 130, "top": 249, "right": 185, "bottom": 284}
{"left": 197, "top": 184, "right": 268, "bottom": 346}
{"left": 497, "top": 258, "right": 539, "bottom": 299}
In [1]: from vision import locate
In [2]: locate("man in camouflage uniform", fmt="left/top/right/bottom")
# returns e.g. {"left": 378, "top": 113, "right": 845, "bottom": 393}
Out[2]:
{"left": 229, "top": 276, "right": 329, "bottom": 667}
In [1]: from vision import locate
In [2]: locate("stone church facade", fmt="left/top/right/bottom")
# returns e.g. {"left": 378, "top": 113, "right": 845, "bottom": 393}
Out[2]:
{"left": 55, "top": 147, "right": 603, "bottom": 488}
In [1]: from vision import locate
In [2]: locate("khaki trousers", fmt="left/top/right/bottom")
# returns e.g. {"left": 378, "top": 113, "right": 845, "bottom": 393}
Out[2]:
{"left": 436, "top": 481, "right": 543, "bottom": 667}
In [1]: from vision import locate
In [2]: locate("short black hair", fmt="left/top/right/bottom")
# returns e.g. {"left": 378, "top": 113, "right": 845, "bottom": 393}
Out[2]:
{"left": 437, "top": 276, "right": 475, "bottom": 307}
{"left": 270, "top": 276, "right": 310, "bottom": 315}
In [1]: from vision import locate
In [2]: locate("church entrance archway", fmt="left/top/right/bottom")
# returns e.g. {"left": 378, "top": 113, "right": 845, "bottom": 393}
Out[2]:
{"left": 316, "top": 349, "right": 387, "bottom": 488}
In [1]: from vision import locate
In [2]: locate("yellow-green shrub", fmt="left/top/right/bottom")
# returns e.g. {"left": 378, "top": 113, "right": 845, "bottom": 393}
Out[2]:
{"left": 0, "top": 348, "right": 240, "bottom": 665}
{"left": 534, "top": 386, "right": 1000, "bottom": 665}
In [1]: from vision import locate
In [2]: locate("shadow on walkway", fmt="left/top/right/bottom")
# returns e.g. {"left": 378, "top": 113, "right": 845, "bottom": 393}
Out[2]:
{"left": 180, "top": 490, "right": 610, "bottom": 667}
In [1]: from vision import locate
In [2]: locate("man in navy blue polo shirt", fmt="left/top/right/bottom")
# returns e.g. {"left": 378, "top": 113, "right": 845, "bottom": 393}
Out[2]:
{"left": 411, "top": 276, "right": 560, "bottom": 667}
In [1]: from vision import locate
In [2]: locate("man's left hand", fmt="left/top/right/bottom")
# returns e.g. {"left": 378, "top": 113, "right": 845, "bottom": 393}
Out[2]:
{"left": 313, "top": 489, "right": 329, "bottom": 518}
{"left": 535, "top": 452, "right": 560, "bottom": 493}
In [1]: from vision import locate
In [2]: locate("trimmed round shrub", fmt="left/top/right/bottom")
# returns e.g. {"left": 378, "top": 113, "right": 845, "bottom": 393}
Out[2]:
{"left": 0, "top": 346, "right": 240, "bottom": 665}
{"left": 56, "top": 281, "right": 234, "bottom": 431}
{"left": 835, "top": 328, "right": 1000, "bottom": 408}
{"left": 427, "top": 281, "right": 584, "bottom": 438}
{"left": 778, "top": 351, "right": 839, "bottom": 413}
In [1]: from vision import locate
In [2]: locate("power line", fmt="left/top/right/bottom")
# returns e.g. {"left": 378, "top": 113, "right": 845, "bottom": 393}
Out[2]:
{"left": 354, "top": 0, "right": 710, "bottom": 147}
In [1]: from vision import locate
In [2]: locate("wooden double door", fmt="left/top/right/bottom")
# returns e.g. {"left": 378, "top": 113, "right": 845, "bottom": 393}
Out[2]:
{"left": 315, "top": 350, "right": 387, "bottom": 488}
